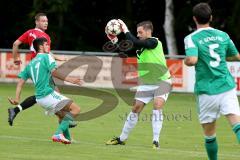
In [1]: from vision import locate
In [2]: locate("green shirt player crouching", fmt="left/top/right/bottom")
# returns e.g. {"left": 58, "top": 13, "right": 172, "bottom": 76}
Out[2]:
{"left": 184, "top": 3, "right": 240, "bottom": 160}
{"left": 14, "top": 37, "right": 82, "bottom": 144}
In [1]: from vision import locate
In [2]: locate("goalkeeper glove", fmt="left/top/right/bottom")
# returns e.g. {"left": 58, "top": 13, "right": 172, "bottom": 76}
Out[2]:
{"left": 117, "top": 19, "right": 129, "bottom": 33}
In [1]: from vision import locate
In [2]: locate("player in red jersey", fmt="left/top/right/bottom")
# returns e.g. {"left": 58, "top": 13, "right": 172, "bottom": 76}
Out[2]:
{"left": 8, "top": 13, "right": 74, "bottom": 128}
{"left": 12, "top": 13, "right": 65, "bottom": 64}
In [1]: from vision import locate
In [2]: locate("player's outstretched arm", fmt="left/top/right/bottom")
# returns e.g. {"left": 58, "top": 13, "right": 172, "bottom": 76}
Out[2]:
{"left": 49, "top": 52, "right": 68, "bottom": 61}
{"left": 117, "top": 19, "right": 157, "bottom": 49}
{"left": 51, "top": 69, "right": 82, "bottom": 85}
{"left": 11, "top": 79, "right": 26, "bottom": 104}
{"left": 12, "top": 40, "right": 23, "bottom": 65}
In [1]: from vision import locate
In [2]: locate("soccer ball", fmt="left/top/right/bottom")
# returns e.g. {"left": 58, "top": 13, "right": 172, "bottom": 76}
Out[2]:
{"left": 105, "top": 19, "right": 122, "bottom": 36}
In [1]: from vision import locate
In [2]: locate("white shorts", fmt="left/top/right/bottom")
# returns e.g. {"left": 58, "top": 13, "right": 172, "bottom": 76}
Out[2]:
{"left": 36, "top": 91, "right": 72, "bottom": 115}
{"left": 134, "top": 79, "right": 172, "bottom": 104}
{"left": 197, "top": 88, "right": 240, "bottom": 124}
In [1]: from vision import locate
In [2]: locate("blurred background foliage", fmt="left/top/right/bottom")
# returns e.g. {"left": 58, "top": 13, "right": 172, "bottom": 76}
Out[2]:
{"left": 0, "top": 0, "right": 239, "bottom": 55}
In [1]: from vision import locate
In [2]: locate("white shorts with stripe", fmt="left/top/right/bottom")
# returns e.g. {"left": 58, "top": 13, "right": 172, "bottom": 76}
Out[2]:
{"left": 36, "top": 91, "right": 72, "bottom": 115}
{"left": 134, "top": 79, "right": 172, "bottom": 104}
{"left": 197, "top": 88, "right": 240, "bottom": 124}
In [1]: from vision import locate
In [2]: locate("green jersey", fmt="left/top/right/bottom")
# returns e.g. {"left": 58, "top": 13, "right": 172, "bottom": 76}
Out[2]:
{"left": 137, "top": 39, "right": 171, "bottom": 84}
{"left": 18, "top": 53, "right": 57, "bottom": 99}
{"left": 184, "top": 27, "right": 238, "bottom": 95}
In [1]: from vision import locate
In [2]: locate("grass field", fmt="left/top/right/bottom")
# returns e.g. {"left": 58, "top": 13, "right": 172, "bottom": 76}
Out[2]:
{"left": 0, "top": 83, "right": 239, "bottom": 160}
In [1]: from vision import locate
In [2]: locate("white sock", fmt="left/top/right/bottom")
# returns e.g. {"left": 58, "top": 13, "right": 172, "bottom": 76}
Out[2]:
{"left": 17, "top": 105, "right": 23, "bottom": 112}
{"left": 119, "top": 111, "right": 138, "bottom": 141}
{"left": 152, "top": 109, "right": 163, "bottom": 142}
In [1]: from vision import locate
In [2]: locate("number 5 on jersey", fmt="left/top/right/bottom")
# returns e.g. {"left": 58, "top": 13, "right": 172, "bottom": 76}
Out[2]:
{"left": 209, "top": 44, "right": 220, "bottom": 67}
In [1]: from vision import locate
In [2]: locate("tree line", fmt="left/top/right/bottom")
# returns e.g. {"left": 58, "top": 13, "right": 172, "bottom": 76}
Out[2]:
{"left": 0, "top": 0, "right": 239, "bottom": 55}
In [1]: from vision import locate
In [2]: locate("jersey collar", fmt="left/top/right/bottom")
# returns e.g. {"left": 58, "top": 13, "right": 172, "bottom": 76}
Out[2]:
{"left": 197, "top": 27, "right": 214, "bottom": 31}
{"left": 34, "top": 28, "right": 44, "bottom": 32}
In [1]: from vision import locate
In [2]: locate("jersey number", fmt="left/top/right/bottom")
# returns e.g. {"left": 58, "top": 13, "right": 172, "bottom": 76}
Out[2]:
{"left": 30, "top": 62, "right": 40, "bottom": 84}
{"left": 209, "top": 44, "right": 220, "bottom": 67}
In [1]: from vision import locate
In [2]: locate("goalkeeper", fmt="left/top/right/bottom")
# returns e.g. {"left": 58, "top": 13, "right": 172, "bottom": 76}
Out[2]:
{"left": 106, "top": 20, "right": 172, "bottom": 149}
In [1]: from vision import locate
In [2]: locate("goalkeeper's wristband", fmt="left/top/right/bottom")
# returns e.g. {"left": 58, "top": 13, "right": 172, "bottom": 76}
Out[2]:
{"left": 123, "top": 29, "right": 129, "bottom": 34}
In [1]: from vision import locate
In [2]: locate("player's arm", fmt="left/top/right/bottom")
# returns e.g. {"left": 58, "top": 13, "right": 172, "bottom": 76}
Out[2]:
{"left": 125, "top": 32, "right": 158, "bottom": 49}
{"left": 15, "top": 79, "right": 26, "bottom": 103}
{"left": 117, "top": 19, "right": 157, "bottom": 49}
{"left": 9, "top": 66, "right": 29, "bottom": 104}
{"left": 49, "top": 52, "right": 68, "bottom": 61}
{"left": 47, "top": 54, "right": 81, "bottom": 85}
{"left": 51, "top": 69, "right": 82, "bottom": 85}
{"left": 184, "top": 35, "right": 198, "bottom": 66}
{"left": 9, "top": 78, "right": 26, "bottom": 105}
{"left": 226, "top": 36, "right": 240, "bottom": 61}
{"left": 12, "top": 39, "right": 23, "bottom": 65}
{"left": 226, "top": 54, "right": 240, "bottom": 61}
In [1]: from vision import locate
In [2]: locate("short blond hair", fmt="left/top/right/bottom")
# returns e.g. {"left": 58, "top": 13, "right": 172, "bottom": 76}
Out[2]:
{"left": 35, "top": 13, "right": 47, "bottom": 21}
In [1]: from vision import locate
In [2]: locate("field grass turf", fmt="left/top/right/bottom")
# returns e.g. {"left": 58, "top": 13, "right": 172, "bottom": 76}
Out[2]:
{"left": 0, "top": 83, "right": 239, "bottom": 160}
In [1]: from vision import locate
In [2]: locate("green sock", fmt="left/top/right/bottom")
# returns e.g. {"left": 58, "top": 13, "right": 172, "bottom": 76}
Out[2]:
{"left": 232, "top": 123, "right": 240, "bottom": 144}
{"left": 205, "top": 136, "right": 218, "bottom": 160}
{"left": 55, "top": 113, "right": 73, "bottom": 135}
{"left": 63, "top": 128, "right": 71, "bottom": 140}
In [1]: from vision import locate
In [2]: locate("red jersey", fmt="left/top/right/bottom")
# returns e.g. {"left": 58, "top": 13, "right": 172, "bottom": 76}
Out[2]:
{"left": 18, "top": 28, "right": 51, "bottom": 59}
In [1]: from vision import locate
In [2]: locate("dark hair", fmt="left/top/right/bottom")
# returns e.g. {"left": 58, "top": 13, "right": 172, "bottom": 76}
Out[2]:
{"left": 33, "top": 37, "right": 48, "bottom": 52}
{"left": 35, "top": 13, "right": 47, "bottom": 21}
{"left": 193, "top": 3, "right": 212, "bottom": 24}
{"left": 137, "top": 21, "right": 153, "bottom": 32}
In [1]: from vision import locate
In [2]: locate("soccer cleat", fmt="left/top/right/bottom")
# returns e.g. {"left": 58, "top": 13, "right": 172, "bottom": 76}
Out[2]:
{"left": 152, "top": 141, "right": 160, "bottom": 149}
{"left": 52, "top": 134, "right": 71, "bottom": 144}
{"left": 8, "top": 108, "right": 17, "bottom": 126}
{"left": 105, "top": 137, "right": 126, "bottom": 145}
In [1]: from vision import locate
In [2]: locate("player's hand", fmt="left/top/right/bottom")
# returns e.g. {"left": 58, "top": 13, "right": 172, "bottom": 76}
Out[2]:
{"left": 105, "top": 27, "right": 118, "bottom": 44}
{"left": 66, "top": 77, "right": 83, "bottom": 86}
{"left": 107, "top": 34, "right": 118, "bottom": 44}
{"left": 117, "top": 19, "right": 129, "bottom": 33}
{"left": 8, "top": 97, "right": 19, "bottom": 105}
{"left": 52, "top": 54, "right": 68, "bottom": 61}
{"left": 14, "top": 60, "right": 22, "bottom": 65}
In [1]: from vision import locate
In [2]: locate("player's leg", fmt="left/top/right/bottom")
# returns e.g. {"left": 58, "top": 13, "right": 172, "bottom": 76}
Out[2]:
{"left": 226, "top": 114, "right": 240, "bottom": 143}
{"left": 202, "top": 122, "right": 218, "bottom": 160}
{"left": 151, "top": 80, "right": 171, "bottom": 149}
{"left": 52, "top": 103, "right": 80, "bottom": 144}
{"left": 51, "top": 79, "right": 77, "bottom": 128}
{"left": 151, "top": 95, "right": 168, "bottom": 149}
{"left": 8, "top": 95, "right": 36, "bottom": 126}
{"left": 219, "top": 88, "right": 240, "bottom": 144}
{"left": 198, "top": 94, "right": 220, "bottom": 160}
{"left": 36, "top": 91, "right": 80, "bottom": 144}
{"left": 55, "top": 111, "right": 71, "bottom": 141}
{"left": 106, "top": 85, "right": 155, "bottom": 145}
{"left": 119, "top": 100, "right": 145, "bottom": 141}
{"left": 53, "top": 110, "right": 71, "bottom": 143}
{"left": 106, "top": 100, "right": 146, "bottom": 145}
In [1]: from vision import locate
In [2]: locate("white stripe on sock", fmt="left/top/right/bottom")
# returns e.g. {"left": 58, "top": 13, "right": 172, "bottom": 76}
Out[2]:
{"left": 18, "top": 105, "right": 23, "bottom": 112}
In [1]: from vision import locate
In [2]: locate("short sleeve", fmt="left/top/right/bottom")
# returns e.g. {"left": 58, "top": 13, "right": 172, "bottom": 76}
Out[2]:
{"left": 18, "top": 30, "right": 30, "bottom": 44}
{"left": 226, "top": 36, "right": 239, "bottom": 57}
{"left": 18, "top": 66, "right": 30, "bottom": 80}
{"left": 46, "top": 54, "right": 57, "bottom": 72}
{"left": 184, "top": 35, "right": 198, "bottom": 57}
